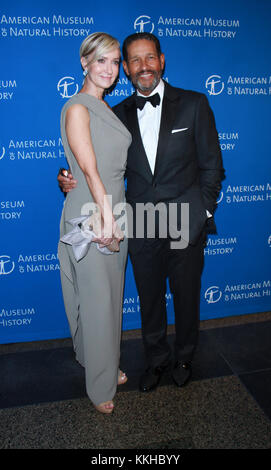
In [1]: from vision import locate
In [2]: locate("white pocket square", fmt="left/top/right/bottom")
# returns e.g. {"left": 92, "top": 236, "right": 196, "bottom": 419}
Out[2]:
{"left": 172, "top": 128, "right": 188, "bottom": 133}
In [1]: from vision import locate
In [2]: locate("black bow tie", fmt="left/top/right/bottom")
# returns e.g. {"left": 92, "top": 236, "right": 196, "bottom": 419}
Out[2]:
{"left": 135, "top": 93, "right": 161, "bottom": 110}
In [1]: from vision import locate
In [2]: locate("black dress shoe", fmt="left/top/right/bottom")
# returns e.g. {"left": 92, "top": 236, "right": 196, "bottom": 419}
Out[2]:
{"left": 139, "top": 364, "right": 169, "bottom": 392}
{"left": 172, "top": 361, "right": 191, "bottom": 387}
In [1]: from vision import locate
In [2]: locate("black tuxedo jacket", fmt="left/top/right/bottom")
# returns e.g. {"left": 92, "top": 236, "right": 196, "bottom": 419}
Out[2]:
{"left": 113, "top": 81, "right": 224, "bottom": 253}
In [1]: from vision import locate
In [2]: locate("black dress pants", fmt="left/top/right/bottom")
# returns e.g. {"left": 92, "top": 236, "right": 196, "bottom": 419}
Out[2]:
{"left": 129, "top": 233, "right": 205, "bottom": 368}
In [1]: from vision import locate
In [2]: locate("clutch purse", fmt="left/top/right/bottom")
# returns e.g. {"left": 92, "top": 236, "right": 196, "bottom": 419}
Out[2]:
{"left": 60, "top": 213, "right": 123, "bottom": 261}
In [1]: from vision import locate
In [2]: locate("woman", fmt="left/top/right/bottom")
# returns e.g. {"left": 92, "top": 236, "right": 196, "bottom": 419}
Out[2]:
{"left": 58, "top": 32, "right": 131, "bottom": 414}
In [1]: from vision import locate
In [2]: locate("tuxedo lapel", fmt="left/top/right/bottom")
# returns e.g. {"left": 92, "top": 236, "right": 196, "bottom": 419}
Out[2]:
{"left": 153, "top": 83, "right": 181, "bottom": 178}
{"left": 125, "top": 97, "right": 153, "bottom": 182}
{"left": 124, "top": 83, "right": 182, "bottom": 182}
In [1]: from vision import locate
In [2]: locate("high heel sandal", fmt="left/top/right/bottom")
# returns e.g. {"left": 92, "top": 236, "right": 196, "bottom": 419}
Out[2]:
{"left": 94, "top": 371, "right": 127, "bottom": 414}
{"left": 94, "top": 401, "right": 114, "bottom": 414}
{"left": 118, "top": 370, "right": 128, "bottom": 385}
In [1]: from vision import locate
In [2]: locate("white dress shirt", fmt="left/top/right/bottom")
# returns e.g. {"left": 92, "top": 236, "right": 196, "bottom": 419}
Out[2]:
{"left": 137, "top": 80, "right": 164, "bottom": 174}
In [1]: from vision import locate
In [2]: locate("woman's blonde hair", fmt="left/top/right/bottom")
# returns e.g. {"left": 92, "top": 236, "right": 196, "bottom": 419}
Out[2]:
{"left": 80, "top": 32, "right": 120, "bottom": 65}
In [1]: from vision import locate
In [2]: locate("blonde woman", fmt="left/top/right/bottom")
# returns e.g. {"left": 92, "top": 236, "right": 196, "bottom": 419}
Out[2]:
{"left": 58, "top": 33, "right": 131, "bottom": 414}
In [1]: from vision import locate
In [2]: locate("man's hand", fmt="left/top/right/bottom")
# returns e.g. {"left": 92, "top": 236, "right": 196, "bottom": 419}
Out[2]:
{"left": 58, "top": 168, "right": 77, "bottom": 193}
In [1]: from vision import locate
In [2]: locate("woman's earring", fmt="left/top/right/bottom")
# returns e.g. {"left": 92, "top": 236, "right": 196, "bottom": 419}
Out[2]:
{"left": 83, "top": 68, "right": 88, "bottom": 77}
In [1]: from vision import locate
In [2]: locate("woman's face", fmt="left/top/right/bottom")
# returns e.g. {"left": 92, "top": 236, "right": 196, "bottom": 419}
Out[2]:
{"left": 83, "top": 47, "right": 120, "bottom": 93}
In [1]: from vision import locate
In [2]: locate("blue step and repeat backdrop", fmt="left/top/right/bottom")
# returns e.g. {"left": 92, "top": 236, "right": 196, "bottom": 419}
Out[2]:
{"left": 1, "top": 0, "right": 271, "bottom": 343}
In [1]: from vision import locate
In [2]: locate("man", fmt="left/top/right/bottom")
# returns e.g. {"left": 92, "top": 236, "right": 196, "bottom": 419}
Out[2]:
{"left": 58, "top": 33, "right": 224, "bottom": 392}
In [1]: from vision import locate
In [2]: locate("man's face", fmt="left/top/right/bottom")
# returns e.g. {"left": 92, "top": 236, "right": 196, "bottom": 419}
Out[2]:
{"left": 123, "top": 39, "right": 165, "bottom": 96}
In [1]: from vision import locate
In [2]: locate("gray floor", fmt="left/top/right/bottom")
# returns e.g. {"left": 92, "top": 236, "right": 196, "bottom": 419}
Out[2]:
{"left": 0, "top": 312, "right": 271, "bottom": 450}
